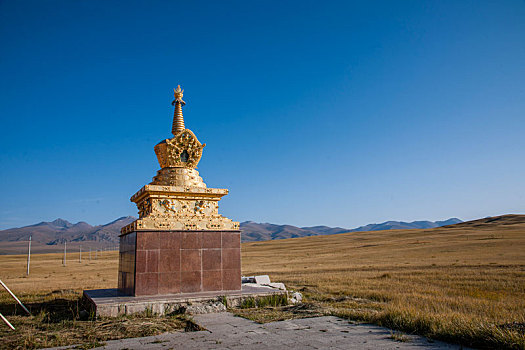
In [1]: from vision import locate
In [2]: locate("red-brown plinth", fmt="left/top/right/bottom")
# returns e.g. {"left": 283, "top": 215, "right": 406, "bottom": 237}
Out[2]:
{"left": 118, "top": 230, "right": 241, "bottom": 296}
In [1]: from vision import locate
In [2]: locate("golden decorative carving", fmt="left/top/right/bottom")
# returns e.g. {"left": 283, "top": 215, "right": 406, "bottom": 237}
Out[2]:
{"left": 154, "top": 129, "right": 205, "bottom": 171}
{"left": 122, "top": 86, "right": 239, "bottom": 233}
{"left": 150, "top": 167, "right": 206, "bottom": 187}
{"left": 137, "top": 198, "right": 152, "bottom": 218}
{"left": 121, "top": 185, "right": 239, "bottom": 234}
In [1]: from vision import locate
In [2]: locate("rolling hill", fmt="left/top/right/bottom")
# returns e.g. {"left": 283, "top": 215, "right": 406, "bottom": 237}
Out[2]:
{"left": 442, "top": 214, "right": 525, "bottom": 228}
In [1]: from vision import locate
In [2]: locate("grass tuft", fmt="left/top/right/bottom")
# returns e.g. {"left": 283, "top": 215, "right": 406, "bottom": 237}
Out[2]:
{"left": 389, "top": 331, "right": 410, "bottom": 342}
{"left": 239, "top": 294, "right": 288, "bottom": 309}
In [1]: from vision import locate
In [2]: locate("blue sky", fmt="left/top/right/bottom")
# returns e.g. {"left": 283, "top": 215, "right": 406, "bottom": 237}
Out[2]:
{"left": 1, "top": 0, "right": 524, "bottom": 230}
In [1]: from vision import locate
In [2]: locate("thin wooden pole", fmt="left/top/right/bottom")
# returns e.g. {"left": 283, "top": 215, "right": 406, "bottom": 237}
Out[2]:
{"left": 0, "top": 312, "right": 15, "bottom": 330}
{"left": 0, "top": 279, "right": 31, "bottom": 315}
{"left": 26, "top": 236, "right": 31, "bottom": 276}
{"left": 79, "top": 245, "right": 82, "bottom": 263}
{"left": 63, "top": 241, "right": 67, "bottom": 266}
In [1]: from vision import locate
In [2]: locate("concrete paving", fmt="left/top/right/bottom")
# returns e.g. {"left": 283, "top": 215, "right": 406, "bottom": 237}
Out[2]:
{"left": 48, "top": 312, "right": 471, "bottom": 350}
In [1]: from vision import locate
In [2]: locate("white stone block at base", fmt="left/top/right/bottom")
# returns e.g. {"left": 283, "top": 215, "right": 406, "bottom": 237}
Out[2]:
{"left": 290, "top": 291, "right": 303, "bottom": 304}
{"left": 266, "top": 282, "right": 286, "bottom": 290}
{"left": 254, "top": 275, "right": 271, "bottom": 284}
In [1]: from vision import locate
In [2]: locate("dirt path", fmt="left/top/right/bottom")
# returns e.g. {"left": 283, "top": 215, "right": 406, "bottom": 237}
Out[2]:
{"left": 48, "top": 312, "right": 471, "bottom": 349}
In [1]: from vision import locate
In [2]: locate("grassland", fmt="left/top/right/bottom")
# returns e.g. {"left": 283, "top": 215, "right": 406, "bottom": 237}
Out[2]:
{"left": 0, "top": 217, "right": 524, "bottom": 349}
{"left": 0, "top": 251, "right": 201, "bottom": 349}
{"left": 241, "top": 218, "right": 525, "bottom": 349}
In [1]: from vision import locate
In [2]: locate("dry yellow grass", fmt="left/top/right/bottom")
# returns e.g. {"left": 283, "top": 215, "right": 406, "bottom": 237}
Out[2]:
{"left": 0, "top": 250, "right": 119, "bottom": 295}
{"left": 241, "top": 220, "right": 525, "bottom": 349}
{"left": 0, "top": 218, "right": 524, "bottom": 348}
{"left": 0, "top": 252, "right": 198, "bottom": 349}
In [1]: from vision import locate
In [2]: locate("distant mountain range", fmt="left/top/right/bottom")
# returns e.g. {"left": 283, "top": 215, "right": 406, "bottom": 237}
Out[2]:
{"left": 0, "top": 216, "right": 462, "bottom": 246}
{"left": 0, "top": 217, "right": 136, "bottom": 245}
{"left": 240, "top": 218, "right": 462, "bottom": 242}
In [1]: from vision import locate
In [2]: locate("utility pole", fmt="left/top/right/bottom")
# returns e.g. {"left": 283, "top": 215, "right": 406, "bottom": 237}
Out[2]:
{"left": 26, "top": 236, "right": 31, "bottom": 276}
{"left": 63, "top": 241, "right": 67, "bottom": 266}
{"left": 79, "top": 245, "right": 82, "bottom": 263}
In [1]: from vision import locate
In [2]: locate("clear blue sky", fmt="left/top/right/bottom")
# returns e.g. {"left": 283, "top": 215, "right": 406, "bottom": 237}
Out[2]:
{"left": 1, "top": 0, "right": 524, "bottom": 230}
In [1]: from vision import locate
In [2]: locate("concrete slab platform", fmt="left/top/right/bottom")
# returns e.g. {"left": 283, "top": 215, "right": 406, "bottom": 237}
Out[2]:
{"left": 45, "top": 312, "right": 471, "bottom": 349}
{"left": 83, "top": 285, "right": 287, "bottom": 317}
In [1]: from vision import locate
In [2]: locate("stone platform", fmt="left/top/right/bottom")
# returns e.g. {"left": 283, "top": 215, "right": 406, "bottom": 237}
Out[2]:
{"left": 84, "top": 284, "right": 286, "bottom": 317}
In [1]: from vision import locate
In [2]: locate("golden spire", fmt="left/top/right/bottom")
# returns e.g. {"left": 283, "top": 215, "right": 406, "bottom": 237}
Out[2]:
{"left": 171, "top": 85, "right": 186, "bottom": 135}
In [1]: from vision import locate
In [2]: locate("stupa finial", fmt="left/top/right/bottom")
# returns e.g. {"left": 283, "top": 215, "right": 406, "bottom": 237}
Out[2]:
{"left": 173, "top": 85, "right": 185, "bottom": 105}
{"left": 171, "top": 85, "right": 186, "bottom": 135}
